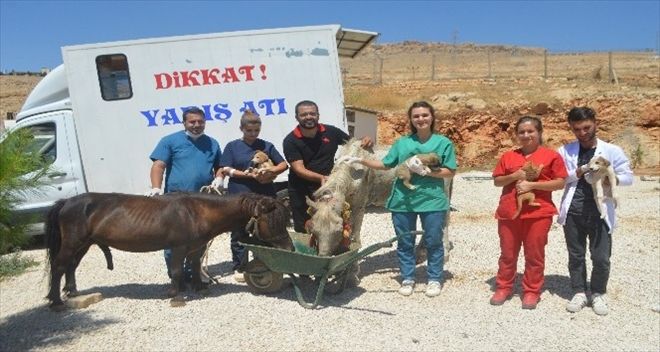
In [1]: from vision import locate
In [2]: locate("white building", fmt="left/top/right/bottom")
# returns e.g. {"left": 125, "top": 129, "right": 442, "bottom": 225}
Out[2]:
{"left": 345, "top": 105, "right": 378, "bottom": 145}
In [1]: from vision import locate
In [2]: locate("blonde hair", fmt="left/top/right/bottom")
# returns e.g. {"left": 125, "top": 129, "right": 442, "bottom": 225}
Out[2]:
{"left": 240, "top": 109, "right": 261, "bottom": 127}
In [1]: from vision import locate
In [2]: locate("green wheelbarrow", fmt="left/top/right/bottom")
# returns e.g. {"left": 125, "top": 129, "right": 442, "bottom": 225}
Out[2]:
{"left": 240, "top": 232, "right": 397, "bottom": 309}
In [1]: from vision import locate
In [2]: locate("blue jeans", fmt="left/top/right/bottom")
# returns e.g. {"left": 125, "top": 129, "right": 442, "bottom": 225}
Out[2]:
{"left": 163, "top": 248, "right": 193, "bottom": 281}
{"left": 392, "top": 211, "right": 446, "bottom": 282}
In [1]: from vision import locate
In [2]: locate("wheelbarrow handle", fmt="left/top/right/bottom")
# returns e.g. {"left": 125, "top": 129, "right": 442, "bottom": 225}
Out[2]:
{"left": 328, "top": 236, "right": 398, "bottom": 273}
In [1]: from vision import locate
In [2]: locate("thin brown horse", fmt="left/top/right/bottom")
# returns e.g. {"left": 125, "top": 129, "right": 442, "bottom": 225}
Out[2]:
{"left": 45, "top": 192, "right": 293, "bottom": 310}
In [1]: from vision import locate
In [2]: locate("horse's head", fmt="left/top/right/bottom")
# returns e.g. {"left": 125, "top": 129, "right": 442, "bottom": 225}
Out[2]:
{"left": 306, "top": 192, "right": 346, "bottom": 256}
{"left": 245, "top": 195, "right": 294, "bottom": 251}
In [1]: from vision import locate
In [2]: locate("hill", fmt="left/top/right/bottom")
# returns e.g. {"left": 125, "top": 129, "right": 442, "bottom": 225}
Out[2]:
{"left": 1, "top": 42, "right": 658, "bottom": 172}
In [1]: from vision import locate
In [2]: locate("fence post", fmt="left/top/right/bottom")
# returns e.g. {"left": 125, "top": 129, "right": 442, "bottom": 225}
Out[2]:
{"left": 543, "top": 50, "right": 548, "bottom": 79}
{"left": 431, "top": 54, "right": 436, "bottom": 81}
{"left": 608, "top": 51, "right": 613, "bottom": 83}
{"left": 487, "top": 49, "right": 492, "bottom": 79}
{"left": 379, "top": 57, "right": 384, "bottom": 85}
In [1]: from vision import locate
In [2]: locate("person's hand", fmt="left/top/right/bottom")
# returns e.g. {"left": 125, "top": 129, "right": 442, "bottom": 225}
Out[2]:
{"left": 145, "top": 187, "right": 163, "bottom": 197}
{"left": 579, "top": 164, "right": 590, "bottom": 174}
{"left": 406, "top": 156, "right": 429, "bottom": 176}
{"left": 210, "top": 177, "right": 224, "bottom": 193}
{"left": 512, "top": 169, "right": 527, "bottom": 181}
{"left": 336, "top": 156, "right": 362, "bottom": 165}
{"left": 255, "top": 169, "right": 276, "bottom": 184}
{"left": 516, "top": 180, "right": 534, "bottom": 194}
{"left": 360, "top": 136, "right": 374, "bottom": 149}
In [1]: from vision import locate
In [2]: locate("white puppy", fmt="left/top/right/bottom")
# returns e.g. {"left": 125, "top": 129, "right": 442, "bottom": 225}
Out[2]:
{"left": 583, "top": 155, "right": 618, "bottom": 219}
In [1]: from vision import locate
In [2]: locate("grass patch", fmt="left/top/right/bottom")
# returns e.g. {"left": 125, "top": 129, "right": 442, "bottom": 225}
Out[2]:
{"left": 345, "top": 87, "right": 410, "bottom": 111}
{"left": 0, "top": 252, "right": 39, "bottom": 280}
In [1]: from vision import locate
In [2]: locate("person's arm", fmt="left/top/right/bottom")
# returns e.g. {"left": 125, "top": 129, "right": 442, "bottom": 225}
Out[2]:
{"left": 150, "top": 160, "right": 167, "bottom": 189}
{"left": 255, "top": 161, "right": 288, "bottom": 184}
{"left": 427, "top": 167, "right": 456, "bottom": 179}
{"left": 290, "top": 160, "right": 327, "bottom": 184}
{"left": 494, "top": 169, "right": 525, "bottom": 187}
{"left": 517, "top": 178, "right": 566, "bottom": 193}
{"left": 357, "top": 158, "right": 389, "bottom": 170}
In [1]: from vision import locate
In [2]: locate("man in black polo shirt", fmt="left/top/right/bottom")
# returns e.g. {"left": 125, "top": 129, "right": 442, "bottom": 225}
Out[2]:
{"left": 283, "top": 100, "right": 372, "bottom": 233}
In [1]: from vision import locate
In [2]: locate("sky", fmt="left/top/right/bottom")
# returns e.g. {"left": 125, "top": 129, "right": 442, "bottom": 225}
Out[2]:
{"left": 1, "top": 0, "right": 659, "bottom": 71}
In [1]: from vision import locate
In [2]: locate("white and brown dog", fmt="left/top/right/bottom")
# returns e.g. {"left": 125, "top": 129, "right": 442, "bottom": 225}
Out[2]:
{"left": 245, "top": 150, "right": 274, "bottom": 175}
{"left": 585, "top": 155, "right": 618, "bottom": 219}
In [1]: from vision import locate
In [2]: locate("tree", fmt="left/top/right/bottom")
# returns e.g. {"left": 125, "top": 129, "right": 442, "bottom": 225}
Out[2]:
{"left": 0, "top": 129, "right": 52, "bottom": 254}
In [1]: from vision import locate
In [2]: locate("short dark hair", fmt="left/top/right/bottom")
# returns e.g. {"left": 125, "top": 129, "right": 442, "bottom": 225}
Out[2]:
{"left": 567, "top": 106, "right": 596, "bottom": 122}
{"left": 182, "top": 107, "right": 206, "bottom": 122}
{"left": 295, "top": 100, "right": 319, "bottom": 117}
{"left": 515, "top": 115, "right": 544, "bottom": 144}
{"left": 407, "top": 101, "right": 436, "bottom": 134}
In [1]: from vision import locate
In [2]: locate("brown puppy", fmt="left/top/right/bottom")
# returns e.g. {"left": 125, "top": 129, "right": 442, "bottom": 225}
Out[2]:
{"left": 396, "top": 153, "right": 441, "bottom": 190}
{"left": 245, "top": 150, "right": 274, "bottom": 175}
{"left": 512, "top": 160, "right": 543, "bottom": 219}
{"left": 586, "top": 155, "right": 618, "bottom": 219}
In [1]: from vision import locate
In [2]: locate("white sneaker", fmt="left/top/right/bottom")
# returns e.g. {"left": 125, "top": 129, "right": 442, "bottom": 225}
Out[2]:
{"left": 425, "top": 281, "right": 442, "bottom": 297}
{"left": 398, "top": 280, "right": 415, "bottom": 296}
{"left": 566, "top": 293, "right": 589, "bottom": 313}
{"left": 234, "top": 271, "right": 246, "bottom": 283}
{"left": 592, "top": 293, "right": 609, "bottom": 316}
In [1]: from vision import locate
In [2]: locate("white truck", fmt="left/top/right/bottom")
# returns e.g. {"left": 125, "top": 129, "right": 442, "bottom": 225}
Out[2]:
{"left": 7, "top": 25, "right": 377, "bottom": 233}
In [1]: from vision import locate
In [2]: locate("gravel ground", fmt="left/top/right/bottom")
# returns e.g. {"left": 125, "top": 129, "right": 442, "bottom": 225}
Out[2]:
{"left": 1, "top": 173, "right": 658, "bottom": 351}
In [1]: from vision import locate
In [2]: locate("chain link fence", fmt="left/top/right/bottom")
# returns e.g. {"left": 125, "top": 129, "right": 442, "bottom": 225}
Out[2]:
{"left": 341, "top": 49, "right": 659, "bottom": 86}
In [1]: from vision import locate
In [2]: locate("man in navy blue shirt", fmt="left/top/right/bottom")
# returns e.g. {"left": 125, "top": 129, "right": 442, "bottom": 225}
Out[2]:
{"left": 147, "top": 107, "right": 223, "bottom": 281}
{"left": 283, "top": 100, "right": 372, "bottom": 233}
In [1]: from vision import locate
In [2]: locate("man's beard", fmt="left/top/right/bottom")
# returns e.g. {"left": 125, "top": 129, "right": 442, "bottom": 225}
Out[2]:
{"left": 300, "top": 120, "right": 318, "bottom": 129}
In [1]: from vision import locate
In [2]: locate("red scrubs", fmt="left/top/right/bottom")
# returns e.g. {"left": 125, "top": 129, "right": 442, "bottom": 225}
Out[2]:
{"left": 492, "top": 147, "right": 567, "bottom": 295}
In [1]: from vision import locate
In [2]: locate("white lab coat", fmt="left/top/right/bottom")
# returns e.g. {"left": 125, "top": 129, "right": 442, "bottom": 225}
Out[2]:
{"left": 557, "top": 139, "right": 633, "bottom": 233}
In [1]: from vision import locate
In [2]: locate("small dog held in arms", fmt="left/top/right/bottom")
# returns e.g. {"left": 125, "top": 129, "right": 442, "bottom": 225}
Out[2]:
{"left": 396, "top": 153, "right": 441, "bottom": 190}
{"left": 585, "top": 155, "right": 618, "bottom": 219}
{"left": 512, "top": 160, "right": 543, "bottom": 219}
{"left": 245, "top": 150, "right": 274, "bottom": 175}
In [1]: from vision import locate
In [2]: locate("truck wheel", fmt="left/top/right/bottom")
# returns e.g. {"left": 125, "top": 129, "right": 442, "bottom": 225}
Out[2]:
{"left": 244, "top": 259, "right": 284, "bottom": 294}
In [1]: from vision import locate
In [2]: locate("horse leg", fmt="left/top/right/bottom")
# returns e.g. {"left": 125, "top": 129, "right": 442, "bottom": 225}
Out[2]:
{"left": 48, "top": 245, "right": 78, "bottom": 310}
{"left": 167, "top": 247, "right": 186, "bottom": 297}
{"left": 188, "top": 246, "right": 207, "bottom": 292}
{"left": 63, "top": 243, "right": 92, "bottom": 297}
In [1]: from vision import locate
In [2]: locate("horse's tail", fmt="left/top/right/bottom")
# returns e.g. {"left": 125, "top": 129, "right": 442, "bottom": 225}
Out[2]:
{"left": 45, "top": 199, "right": 67, "bottom": 269}
{"left": 98, "top": 244, "right": 114, "bottom": 270}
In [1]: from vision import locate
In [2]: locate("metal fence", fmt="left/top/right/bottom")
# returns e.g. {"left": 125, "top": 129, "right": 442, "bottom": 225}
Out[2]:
{"left": 341, "top": 50, "right": 659, "bottom": 85}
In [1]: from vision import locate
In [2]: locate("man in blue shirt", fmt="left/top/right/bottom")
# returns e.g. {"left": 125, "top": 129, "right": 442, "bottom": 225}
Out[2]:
{"left": 147, "top": 107, "right": 223, "bottom": 281}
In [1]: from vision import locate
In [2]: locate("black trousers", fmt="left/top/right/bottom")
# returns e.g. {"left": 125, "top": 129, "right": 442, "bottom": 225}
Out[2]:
{"left": 288, "top": 186, "right": 316, "bottom": 233}
{"left": 563, "top": 213, "right": 612, "bottom": 294}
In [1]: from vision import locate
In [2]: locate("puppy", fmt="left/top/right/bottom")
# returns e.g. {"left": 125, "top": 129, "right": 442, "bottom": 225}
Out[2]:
{"left": 512, "top": 160, "right": 543, "bottom": 219}
{"left": 585, "top": 155, "right": 618, "bottom": 219}
{"left": 396, "top": 153, "right": 441, "bottom": 190}
{"left": 245, "top": 150, "right": 274, "bottom": 175}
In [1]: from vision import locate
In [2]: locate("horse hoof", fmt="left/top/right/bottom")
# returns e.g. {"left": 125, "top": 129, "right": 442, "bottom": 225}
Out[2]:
{"left": 65, "top": 290, "right": 79, "bottom": 298}
{"left": 170, "top": 297, "right": 186, "bottom": 307}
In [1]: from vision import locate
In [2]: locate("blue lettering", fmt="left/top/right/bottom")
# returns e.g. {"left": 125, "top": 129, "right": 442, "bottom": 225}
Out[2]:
{"left": 258, "top": 99, "right": 277, "bottom": 116}
{"left": 240, "top": 101, "right": 258, "bottom": 114}
{"left": 161, "top": 108, "right": 182, "bottom": 125}
{"left": 213, "top": 103, "right": 232, "bottom": 122}
{"left": 140, "top": 109, "right": 159, "bottom": 127}
{"left": 201, "top": 105, "right": 214, "bottom": 121}
{"left": 276, "top": 98, "right": 287, "bottom": 115}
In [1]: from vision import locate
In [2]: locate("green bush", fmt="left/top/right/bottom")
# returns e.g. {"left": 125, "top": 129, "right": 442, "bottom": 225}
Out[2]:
{"left": 0, "top": 251, "right": 39, "bottom": 280}
{"left": 0, "top": 129, "right": 52, "bottom": 254}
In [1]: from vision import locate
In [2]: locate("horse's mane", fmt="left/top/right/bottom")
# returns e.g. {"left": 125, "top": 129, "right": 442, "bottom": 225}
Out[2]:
{"left": 314, "top": 138, "right": 373, "bottom": 199}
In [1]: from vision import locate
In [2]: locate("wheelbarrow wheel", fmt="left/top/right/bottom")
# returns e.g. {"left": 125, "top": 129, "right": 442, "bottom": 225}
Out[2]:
{"left": 244, "top": 259, "right": 284, "bottom": 294}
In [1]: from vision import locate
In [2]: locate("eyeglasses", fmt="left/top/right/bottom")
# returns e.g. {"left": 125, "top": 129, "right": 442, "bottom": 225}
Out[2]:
{"left": 298, "top": 112, "right": 318, "bottom": 117}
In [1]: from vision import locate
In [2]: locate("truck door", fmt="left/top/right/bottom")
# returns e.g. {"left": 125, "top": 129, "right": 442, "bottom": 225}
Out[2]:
{"left": 10, "top": 111, "right": 84, "bottom": 232}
